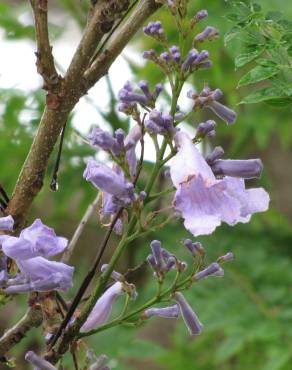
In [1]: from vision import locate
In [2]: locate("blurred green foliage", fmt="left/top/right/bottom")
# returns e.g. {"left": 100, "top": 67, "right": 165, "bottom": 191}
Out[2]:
{"left": 0, "top": 1, "right": 292, "bottom": 369}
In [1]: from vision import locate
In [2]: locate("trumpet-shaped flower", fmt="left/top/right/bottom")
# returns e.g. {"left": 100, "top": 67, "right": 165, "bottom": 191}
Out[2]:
{"left": 81, "top": 282, "right": 124, "bottom": 332}
{"left": 170, "top": 132, "right": 269, "bottom": 236}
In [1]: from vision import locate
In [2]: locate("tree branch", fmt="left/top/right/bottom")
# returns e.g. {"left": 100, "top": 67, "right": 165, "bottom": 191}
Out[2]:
{"left": 84, "top": 0, "right": 161, "bottom": 89}
{"left": 0, "top": 306, "right": 43, "bottom": 359}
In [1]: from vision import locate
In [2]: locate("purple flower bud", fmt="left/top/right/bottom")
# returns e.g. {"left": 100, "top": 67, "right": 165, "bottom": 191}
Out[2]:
{"left": 0, "top": 215, "right": 14, "bottom": 231}
{"left": 154, "top": 83, "right": 163, "bottom": 97}
{"left": 139, "top": 191, "right": 147, "bottom": 200}
{"left": 81, "top": 282, "right": 124, "bottom": 332}
{"left": 144, "top": 305, "right": 180, "bottom": 319}
{"left": 101, "top": 264, "right": 124, "bottom": 281}
{"left": 147, "top": 254, "right": 157, "bottom": 270}
{"left": 205, "top": 146, "right": 225, "bottom": 164}
{"left": 169, "top": 45, "right": 179, "bottom": 54}
{"left": 88, "top": 128, "right": 118, "bottom": 153}
{"left": 211, "top": 159, "right": 263, "bottom": 179}
{"left": 193, "top": 50, "right": 209, "bottom": 65}
{"left": 208, "top": 101, "right": 237, "bottom": 125}
{"left": 181, "top": 49, "right": 199, "bottom": 72}
{"left": 174, "top": 292, "right": 203, "bottom": 335}
{"left": 164, "top": 256, "right": 176, "bottom": 272}
{"left": 196, "top": 9, "right": 208, "bottom": 20}
{"left": 194, "top": 26, "right": 219, "bottom": 43}
{"left": 143, "top": 21, "right": 164, "bottom": 38}
{"left": 197, "top": 60, "right": 213, "bottom": 69}
{"left": 217, "top": 252, "right": 234, "bottom": 263}
{"left": 138, "top": 80, "right": 151, "bottom": 99}
{"left": 196, "top": 120, "right": 216, "bottom": 137}
{"left": 115, "top": 128, "right": 125, "bottom": 146}
{"left": 193, "top": 262, "right": 224, "bottom": 281}
{"left": 142, "top": 49, "right": 156, "bottom": 60}
{"left": 160, "top": 52, "right": 170, "bottom": 62}
{"left": 150, "top": 240, "right": 164, "bottom": 269}
{"left": 25, "top": 351, "right": 57, "bottom": 370}
{"left": 183, "top": 239, "right": 204, "bottom": 256}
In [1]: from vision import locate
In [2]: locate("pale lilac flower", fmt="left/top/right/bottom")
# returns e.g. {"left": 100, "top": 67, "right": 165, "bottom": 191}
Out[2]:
{"left": 144, "top": 305, "right": 180, "bottom": 318}
{"left": 170, "top": 132, "right": 270, "bottom": 236}
{"left": 169, "top": 45, "right": 181, "bottom": 62}
{"left": 88, "top": 128, "right": 120, "bottom": 154}
{"left": 81, "top": 282, "right": 124, "bottom": 332}
{"left": 193, "top": 262, "right": 224, "bottom": 281}
{"left": 1, "top": 219, "right": 67, "bottom": 260}
{"left": 0, "top": 215, "right": 14, "bottom": 231}
{"left": 211, "top": 159, "right": 263, "bottom": 179}
{"left": 84, "top": 159, "right": 135, "bottom": 205}
{"left": 174, "top": 292, "right": 203, "bottom": 335}
{"left": 5, "top": 257, "right": 74, "bottom": 293}
{"left": 196, "top": 120, "right": 216, "bottom": 138}
{"left": 25, "top": 351, "right": 57, "bottom": 370}
{"left": 147, "top": 240, "right": 181, "bottom": 276}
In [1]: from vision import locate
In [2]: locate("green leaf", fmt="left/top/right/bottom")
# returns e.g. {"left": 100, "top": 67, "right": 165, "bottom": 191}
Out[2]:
{"left": 238, "top": 65, "right": 279, "bottom": 87}
{"left": 256, "top": 58, "right": 278, "bottom": 67}
{"left": 224, "top": 25, "right": 242, "bottom": 44}
{"left": 235, "top": 48, "right": 265, "bottom": 68}
{"left": 238, "top": 87, "right": 287, "bottom": 104}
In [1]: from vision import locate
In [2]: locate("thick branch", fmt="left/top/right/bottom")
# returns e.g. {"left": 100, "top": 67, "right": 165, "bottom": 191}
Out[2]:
{"left": 0, "top": 306, "right": 43, "bottom": 359}
{"left": 84, "top": 0, "right": 161, "bottom": 88}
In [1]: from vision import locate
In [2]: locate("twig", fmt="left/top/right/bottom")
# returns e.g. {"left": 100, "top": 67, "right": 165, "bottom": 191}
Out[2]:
{"left": 30, "top": 0, "right": 59, "bottom": 89}
{"left": 61, "top": 193, "right": 101, "bottom": 263}
{"left": 47, "top": 207, "right": 124, "bottom": 349}
{"left": 0, "top": 306, "right": 43, "bottom": 359}
{"left": 0, "top": 184, "right": 10, "bottom": 204}
{"left": 50, "top": 121, "right": 68, "bottom": 192}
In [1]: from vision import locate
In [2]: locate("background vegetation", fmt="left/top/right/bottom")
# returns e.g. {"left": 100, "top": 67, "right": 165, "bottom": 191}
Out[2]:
{"left": 0, "top": 0, "right": 291, "bottom": 369}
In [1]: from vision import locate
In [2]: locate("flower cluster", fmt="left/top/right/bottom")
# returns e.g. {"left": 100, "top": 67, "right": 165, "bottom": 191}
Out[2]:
{"left": 0, "top": 218, "right": 74, "bottom": 293}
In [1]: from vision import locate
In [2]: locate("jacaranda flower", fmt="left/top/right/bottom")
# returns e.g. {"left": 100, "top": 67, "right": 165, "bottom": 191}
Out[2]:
{"left": 0, "top": 219, "right": 74, "bottom": 293}
{"left": 174, "top": 292, "right": 203, "bottom": 335}
{"left": 0, "top": 215, "right": 14, "bottom": 231}
{"left": 81, "top": 282, "right": 124, "bottom": 332}
{"left": 170, "top": 132, "right": 269, "bottom": 236}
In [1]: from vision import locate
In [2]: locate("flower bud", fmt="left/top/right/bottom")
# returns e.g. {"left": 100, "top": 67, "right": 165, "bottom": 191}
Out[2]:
{"left": 174, "top": 292, "right": 203, "bottom": 335}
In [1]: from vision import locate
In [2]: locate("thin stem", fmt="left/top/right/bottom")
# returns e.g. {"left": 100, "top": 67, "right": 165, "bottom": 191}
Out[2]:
{"left": 61, "top": 193, "right": 101, "bottom": 263}
{"left": 50, "top": 121, "right": 67, "bottom": 192}
{"left": 0, "top": 184, "right": 10, "bottom": 204}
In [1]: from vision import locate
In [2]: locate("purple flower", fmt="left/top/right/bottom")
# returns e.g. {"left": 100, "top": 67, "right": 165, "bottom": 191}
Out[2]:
{"left": 88, "top": 128, "right": 120, "bottom": 155}
{"left": 144, "top": 305, "right": 180, "bottom": 319}
{"left": 191, "top": 9, "right": 208, "bottom": 28}
{"left": 211, "top": 159, "right": 263, "bottom": 179}
{"left": 193, "top": 262, "right": 224, "bottom": 281}
{"left": 81, "top": 282, "right": 124, "bottom": 332}
{"left": 0, "top": 215, "right": 14, "bottom": 231}
{"left": 5, "top": 257, "right": 74, "bottom": 293}
{"left": 84, "top": 159, "right": 135, "bottom": 205}
{"left": 1, "top": 219, "right": 67, "bottom": 260}
{"left": 170, "top": 132, "right": 270, "bottom": 236}
{"left": 147, "top": 240, "right": 180, "bottom": 276}
{"left": 25, "top": 351, "right": 57, "bottom": 370}
{"left": 174, "top": 292, "right": 203, "bottom": 335}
